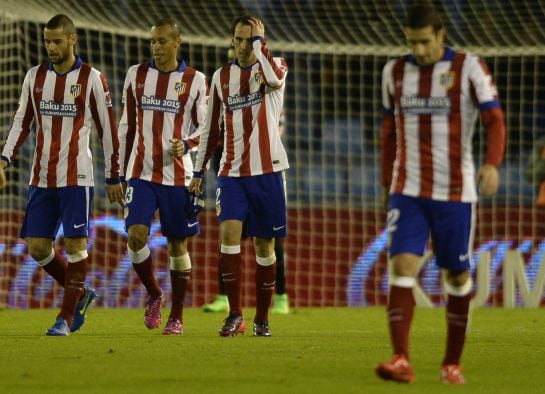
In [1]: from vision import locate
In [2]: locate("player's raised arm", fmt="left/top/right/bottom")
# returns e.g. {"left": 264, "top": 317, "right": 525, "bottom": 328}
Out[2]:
{"left": 248, "top": 17, "right": 287, "bottom": 88}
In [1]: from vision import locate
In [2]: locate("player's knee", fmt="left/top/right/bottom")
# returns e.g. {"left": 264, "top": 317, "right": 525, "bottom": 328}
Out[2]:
{"left": 446, "top": 269, "right": 470, "bottom": 288}
{"left": 167, "top": 238, "right": 188, "bottom": 256}
{"left": 127, "top": 231, "right": 148, "bottom": 252}
{"left": 27, "top": 239, "right": 53, "bottom": 262}
{"left": 127, "top": 225, "right": 149, "bottom": 251}
{"left": 254, "top": 237, "right": 274, "bottom": 257}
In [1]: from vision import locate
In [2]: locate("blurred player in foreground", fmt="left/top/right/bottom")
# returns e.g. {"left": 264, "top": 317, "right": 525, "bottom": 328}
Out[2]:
{"left": 376, "top": 3, "right": 506, "bottom": 384}
{"left": 202, "top": 47, "right": 290, "bottom": 315}
{"left": 190, "top": 15, "right": 289, "bottom": 336}
{"left": 0, "top": 14, "right": 124, "bottom": 336}
{"left": 118, "top": 18, "right": 208, "bottom": 335}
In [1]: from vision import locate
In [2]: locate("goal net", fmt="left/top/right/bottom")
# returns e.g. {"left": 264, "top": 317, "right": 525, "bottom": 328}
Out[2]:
{"left": 1, "top": 0, "right": 545, "bottom": 309}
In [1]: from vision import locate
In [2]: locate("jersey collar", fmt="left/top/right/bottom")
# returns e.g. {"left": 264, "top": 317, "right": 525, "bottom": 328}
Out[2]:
{"left": 405, "top": 46, "right": 456, "bottom": 65}
{"left": 149, "top": 59, "right": 187, "bottom": 73}
{"left": 48, "top": 55, "right": 82, "bottom": 75}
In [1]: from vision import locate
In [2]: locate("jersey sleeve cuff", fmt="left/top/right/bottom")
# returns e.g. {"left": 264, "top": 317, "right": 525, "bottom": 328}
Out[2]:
{"left": 105, "top": 177, "right": 121, "bottom": 185}
{"left": 1, "top": 156, "right": 10, "bottom": 167}
{"left": 192, "top": 171, "right": 204, "bottom": 178}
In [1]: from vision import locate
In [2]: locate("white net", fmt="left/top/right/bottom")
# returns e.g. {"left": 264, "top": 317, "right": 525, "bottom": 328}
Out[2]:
{"left": 1, "top": 0, "right": 545, "bottom": 308}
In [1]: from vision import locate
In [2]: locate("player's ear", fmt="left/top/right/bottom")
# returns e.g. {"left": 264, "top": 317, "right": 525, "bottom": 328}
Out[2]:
{"left": 437, "top": 28, "right": 446, "bottom": 44}
{"left": 69, "top": 33, "right": 77, "bottom": 46}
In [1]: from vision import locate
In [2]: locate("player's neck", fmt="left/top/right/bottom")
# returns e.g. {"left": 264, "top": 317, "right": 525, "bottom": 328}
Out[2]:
{"left": 156, "top": 60, "right": 178, "bottom": 73}
{"left": 53, "top": 54, "right": 77, "bottom": 74}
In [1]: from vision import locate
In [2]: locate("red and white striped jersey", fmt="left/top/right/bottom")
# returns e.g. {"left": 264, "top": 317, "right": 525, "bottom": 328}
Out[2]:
{"left": 194, "top": 38, "right": 289, "bottom": 177}
{"left": 119, "top": 60, "right": 208, "bottom": 186}
{"left": 2, "top": 57, "right": 120, "bottom": 187}
{"left": 381, "top": 47, "right": 505, "bottom": 202}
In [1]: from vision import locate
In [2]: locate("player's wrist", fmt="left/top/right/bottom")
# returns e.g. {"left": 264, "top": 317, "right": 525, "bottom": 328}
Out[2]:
{"left": 192, "top": 171, "right": 204, "bottom": 179}
{"left": 1, "top": 156, "right": 10, "bottom": 168}
{"left": 105, "top": 177, "right": 121, "bottom": 185}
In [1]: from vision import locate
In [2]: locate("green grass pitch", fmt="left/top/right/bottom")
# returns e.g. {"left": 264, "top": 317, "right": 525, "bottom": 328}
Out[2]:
{"left": 0, "top": 307, "right": 543, "bottom": 393}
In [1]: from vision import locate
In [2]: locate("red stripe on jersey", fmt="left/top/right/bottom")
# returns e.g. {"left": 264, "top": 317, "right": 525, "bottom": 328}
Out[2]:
{"left": 239, "top": 68, "right": 253, "bottom": 175}
{"left": 150, "top": 72, "right": 169, "bottom": 184}
{"left": 220, "top": 66, "right": 235, "bottom": 175}
{"left": 68, "top": 64, "right": 92, "bottom": 184}
{"left": 392, "top": 59, "right": 406, "bottom": 194}
{"left": 418, "top": 66, "right": 434, "bottom": 198}
{"left": 172, "top": 66, "right": 196, "bottom": 184}
{"left": 31, "top": 64, "right": 48, "bottom": 186}
{"left": 47, "top": 73, "right": 68, "bottom": 187}
{"left": 257, "top": 87, "right": 272, "bottom": 173}
{"left": 447, "top": 53, "right": 465, "bottom": 201}
{"left": 132, "top": 64, "right": 149, "bottom": 178}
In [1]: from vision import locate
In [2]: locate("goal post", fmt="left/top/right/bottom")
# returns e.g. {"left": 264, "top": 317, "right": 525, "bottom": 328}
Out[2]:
{"left": 1, "top": 0, "right": 545, "bottom": 308}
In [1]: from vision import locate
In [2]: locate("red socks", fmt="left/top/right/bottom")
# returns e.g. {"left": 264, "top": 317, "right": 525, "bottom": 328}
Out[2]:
{"left": 168, "top": 269, "right": 191, "bottom": 321}
{"left": 132, "top": 256, "right": 162, "bottom": 298}
{"left": 443, "top": 293, "right": 471, "bottom": 365}
{"left": 42, "top": 249, "right": 67, "bottom": 286}
{"left": 219, "top": 252, "right": 243, "bottom": 315}
{"left": 387, "top": 285, "right": 416, "bottom": 357}
{"left": 254, "top": 263, "right": 276, "bottom": 322}
{"left": 58, "top": 258, "right": 87, "bottom": 325}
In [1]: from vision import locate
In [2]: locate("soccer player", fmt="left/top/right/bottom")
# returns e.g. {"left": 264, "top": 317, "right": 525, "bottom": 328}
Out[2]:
{"left": 0, "top": 14, "right": 124, "bottom": 336}
{"left": 189, "top": 15, "right": 289, "bottom": 337}
{"left": 202, "top": 48, "right": 290, "bottom": 315}
{"left": 118, "top": 18, "right": 208, "bottom": 335}
{"left": 375, "top": 4, "right": 506, "bottom": 384}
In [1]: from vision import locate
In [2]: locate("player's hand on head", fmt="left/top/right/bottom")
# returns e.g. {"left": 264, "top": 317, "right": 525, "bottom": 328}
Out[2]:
{"left": 106, "top": 183, "right": 125, "bottom": 207}
{"left": 477, "top": 163, "right": 499, "bottom": 197}
{"left": 249, "top": 17, "right": 265, "bottom": 38}
{"left": 189, "top": 177, "right": 202, "bottom": 196}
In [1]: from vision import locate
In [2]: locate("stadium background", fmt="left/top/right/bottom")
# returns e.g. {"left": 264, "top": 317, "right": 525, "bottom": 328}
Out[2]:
{"left": 1, "top": 0, "right": 545, "bottom": 309}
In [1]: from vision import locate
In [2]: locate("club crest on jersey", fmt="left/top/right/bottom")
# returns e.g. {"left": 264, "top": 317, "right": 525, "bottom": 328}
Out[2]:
{"left": 439, "top": 72, "right": 455, "bottom": 90}
{"left": 70, "top": 84, "right": 82, "bottom": 98}
{"left": 254, "top": 71, "right": 263, "bottom": 85}
{"left": 174, "top": 81, "right": 186, "bottom": 95}
{"left": 105, "top": 92, "right": 112, "bottom": 107}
